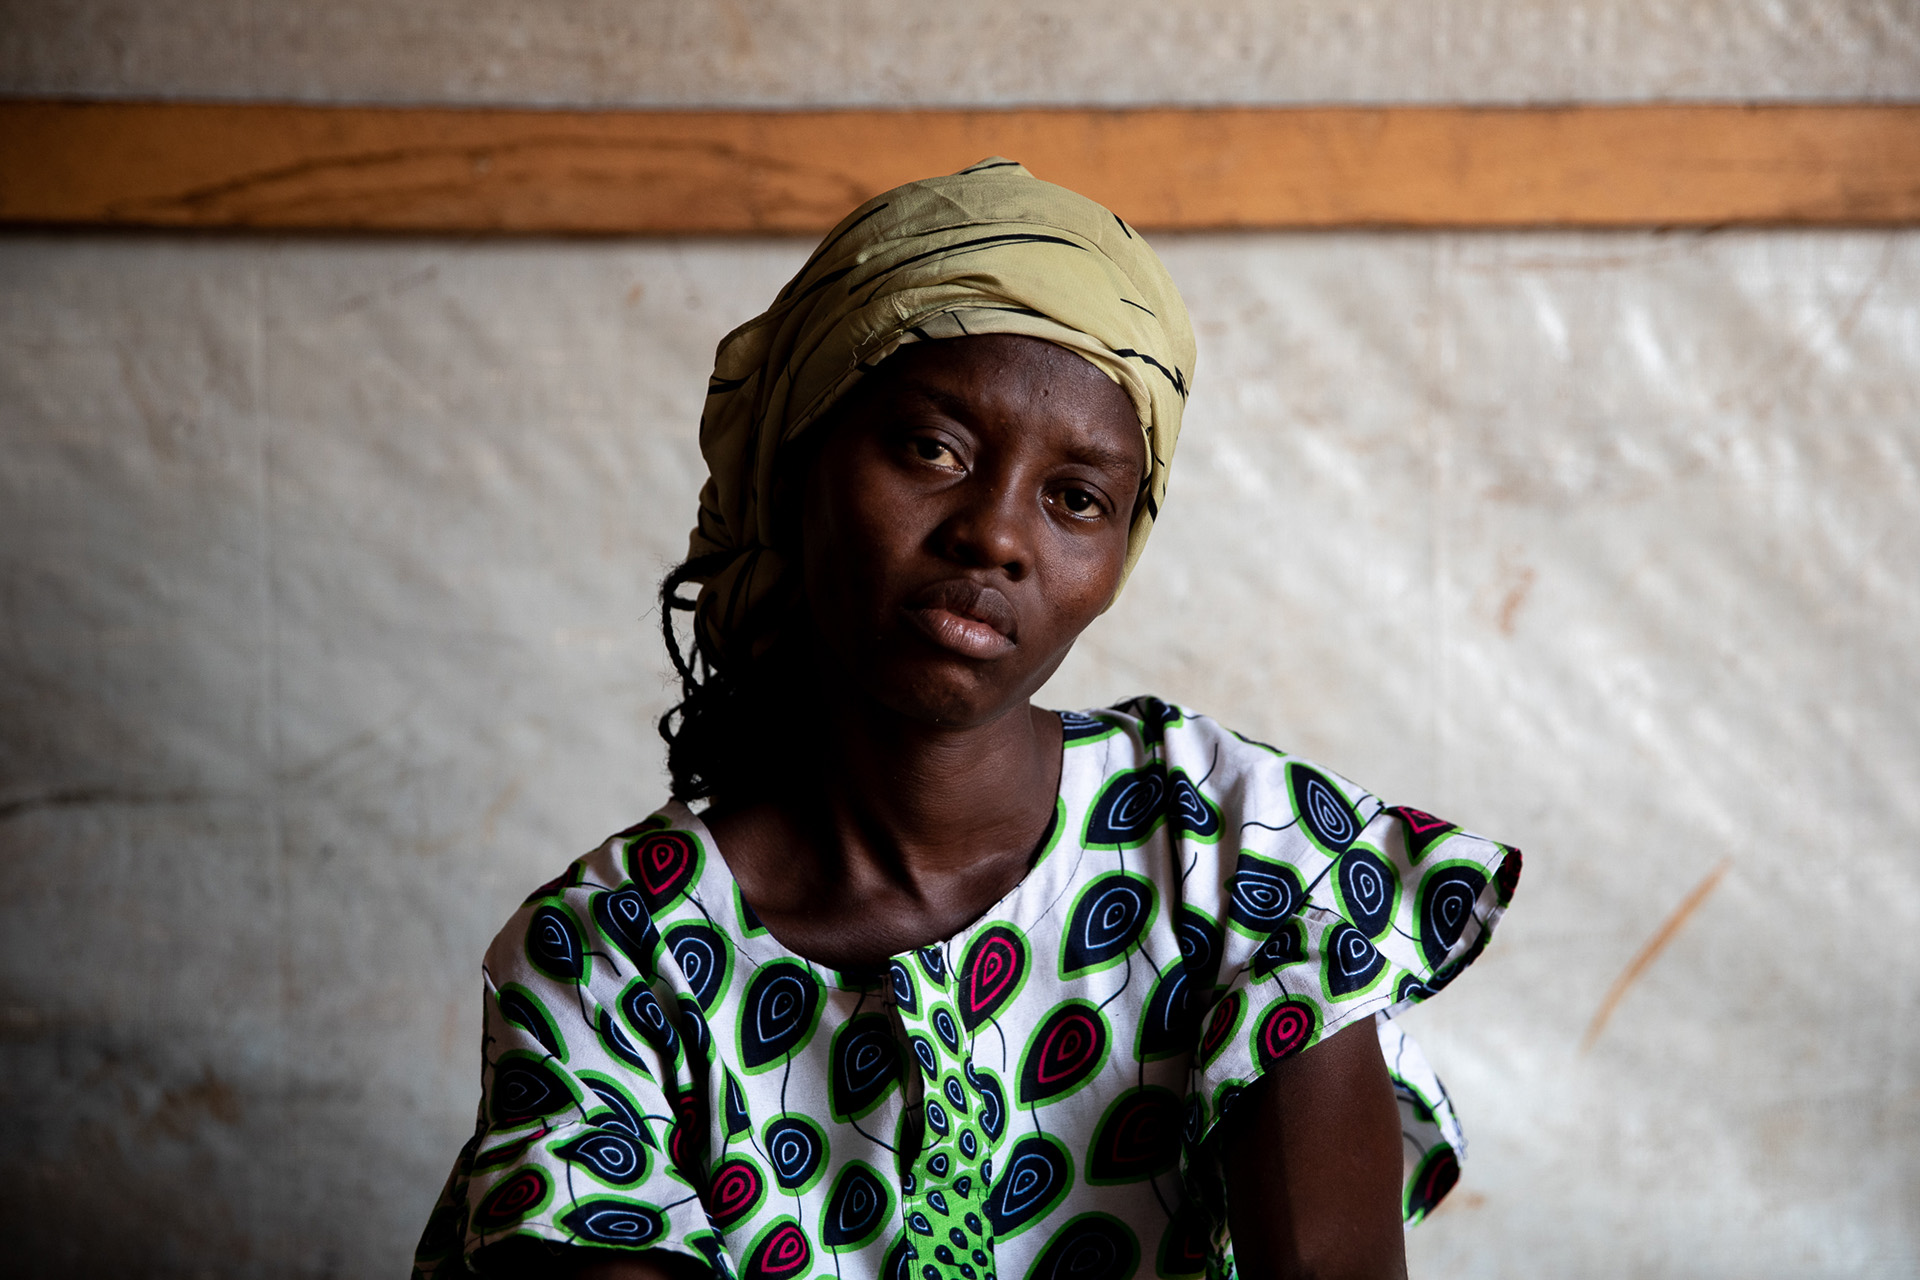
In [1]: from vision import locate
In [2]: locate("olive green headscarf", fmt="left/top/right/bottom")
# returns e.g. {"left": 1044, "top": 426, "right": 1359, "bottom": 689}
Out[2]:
{"left": 685, "top": 158, "right": 1197, "bottom": 663}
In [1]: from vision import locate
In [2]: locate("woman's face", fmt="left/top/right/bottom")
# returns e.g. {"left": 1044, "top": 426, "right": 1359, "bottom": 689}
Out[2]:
{"left": 800, "top": 334, "right": 1145, "bottom": 729}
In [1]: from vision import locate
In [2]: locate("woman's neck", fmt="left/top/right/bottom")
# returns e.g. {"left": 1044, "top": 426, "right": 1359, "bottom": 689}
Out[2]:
{"left": 817, "top": 695, "right": 1063, "bottom": 876}
{"left": 703, "top": 694, "right": 1064, "bottom": 967}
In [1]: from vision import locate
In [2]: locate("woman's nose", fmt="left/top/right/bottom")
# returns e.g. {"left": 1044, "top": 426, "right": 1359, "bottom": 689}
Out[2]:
{"left": 934, "top": 478, "right": 1032, "bottom": 579}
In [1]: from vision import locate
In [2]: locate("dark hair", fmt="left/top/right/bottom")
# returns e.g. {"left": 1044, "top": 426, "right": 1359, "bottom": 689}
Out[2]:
{"left": 656, "top": 389, "right": 855, "bottom": 807}
{"left": 656, "top": 551, "right": 810, "bottom": 806}
{"left": 657, "top": 351, "right": 930, "bottom": 804}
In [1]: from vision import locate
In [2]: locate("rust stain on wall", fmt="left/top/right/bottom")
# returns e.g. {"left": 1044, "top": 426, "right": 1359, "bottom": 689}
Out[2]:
{"left": 1496, "top": 565, "right": 1537, "bottom": 635}
{"left": 1581, "top": 858, "right": 1734, "bottom": 1053}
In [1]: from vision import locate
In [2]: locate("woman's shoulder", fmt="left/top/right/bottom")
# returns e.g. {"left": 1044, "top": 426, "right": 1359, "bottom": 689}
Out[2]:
{"left": 1063, "top": 695, "right": 1522, "bottom": 1028}
{"left": 1059, "top": 694, "right": 1520, "bottom": 909}
{"left": 1062, "top": 695, "right": 1290, "bottom": 762}
{"left": 478, "top": 805, "right": 708, "bottom": 974}
{"left": 1059, "top": 695, "right": 1326, "bottom": 811}
{"left": 1054, "top": 695, "right": 1378, "bottom": 882}
{"left": 1063, "top": 696, "right": 1449, "bottom": 826}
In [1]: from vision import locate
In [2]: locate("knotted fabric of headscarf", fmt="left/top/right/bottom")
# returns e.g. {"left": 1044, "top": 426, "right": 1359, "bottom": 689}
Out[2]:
{"left": 685, "top": 157, "right": 1198, "bottom": 665}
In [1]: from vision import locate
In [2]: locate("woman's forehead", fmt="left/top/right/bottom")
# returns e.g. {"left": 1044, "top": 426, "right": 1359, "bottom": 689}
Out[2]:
{"left": 863, "top": 336, "right": 1144, "bottom": 469}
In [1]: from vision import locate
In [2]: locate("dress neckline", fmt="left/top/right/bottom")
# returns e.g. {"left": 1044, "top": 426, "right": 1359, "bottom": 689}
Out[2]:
{"left": 658, "top": 709, "right": 1103, "bottom": 990}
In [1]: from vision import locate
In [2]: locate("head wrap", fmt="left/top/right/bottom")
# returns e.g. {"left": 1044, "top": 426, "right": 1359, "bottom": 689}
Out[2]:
{"left": 685, "top": 158, "right": 1197, "bottom": 663}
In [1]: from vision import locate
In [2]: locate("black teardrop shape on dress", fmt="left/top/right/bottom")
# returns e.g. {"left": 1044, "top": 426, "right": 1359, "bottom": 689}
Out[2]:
{"left": 883, "top": 1234, "right": 914, "bottom": 1280}
{"left": 740, "top": 961, "right": 821, "bottom": 1070}
{"left": 490, "top": 1056, "right": 573, "bottom": 1126}
{"left": 707, "top": 1156, "right": 765, "bottom": 1230}
{"left": 665, "top": 921, "right": 729, "bottom": 1008}
{"left": 822, "top": 1161, "right": 889, "bottom": 1247}
{"left": 1028, "top": 1214, "right": 1139, "bottom": 1280}
{"left": 910, "top": 1034, "right": 939, "bottom": 1081}
{"left": 1418, "top": 864, "right": 1488, "bottom": 970}
{"left": 555, "top": 1130, "right": 647, "bottom": 1185}
{"left": 1168, "top": 772, "right": 1222, "bottom": 839}
{"left": 1249, "top": 919, "right": 1305, "bottom": 980}
{"left": 1136, "top": 960, "right": 1201, "bottom": 1062}
{"left": 584, "top": 1077, "right": 653, "bottom": 1145}
{"left": 592, "top": 888, "right": 660, "bottom": 976}
{"left": 764, "top": 1115, "right": 826, "bottom": 1190}
{"left": 497, "top": 986, "right": 564, "bottom": 1060}
{"left": 1173, "top": 906, "right": 1223, "bottom": 991}
{"left": 1226, "top": 853, "right": 1303, "bottom": 934}
{"left": 915, "top": 945, "right": 948, "bottom": 986}
{"left": 1084, "top": 766, "right": 1167, "bottom": 848}
{"left": 1196, "top": 992, "right": 1242, "bottom": 1066}
{"left": 620, "top": 981, "right": 680, "bottom": 1056}
{"left": 1289, "top": 764, "right": 1361, "bottom": 855}
{"left": 889, "top": 960, "right": 919, "bottom": 1014}
{"left": 830, "top": 1014, "right": 903, "bottom": 1121}
{"left": 595, "top": 1007, "right": 653, "bottom": 1074}
{"left": 676, "top": 995, "right": 712, "bottom": 1065}
{"left": 982, "top": 1133, "right": 1070, "bottom": 1238}
{"left": 1337, "top": 845, "right": 1396, "bottom": 939}
{"left": 1061, "top": 873, "right": 1154, "bottom": 976}
{"left": 666, "top": 1085, "right": 704, "bottom": 1181}
{"left": 1058, "top": 710, "right": 1112, "bottom": 742}
{"left": 563, "top": 1199, "right": 666, "bottom": 1246}
{"left": 1253, "top": 999, "right": 1318, "bottom": 1069}
{"left": 1395, "top": 972, "right": 1435, "bottom": 1005}
{"left": 527, "top": 905, "right": 586, "bottom": 983}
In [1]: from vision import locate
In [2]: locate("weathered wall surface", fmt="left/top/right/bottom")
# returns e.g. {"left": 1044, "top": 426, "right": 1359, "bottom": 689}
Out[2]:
{"left": 2, "top": 4, "right": 1917, "bottom": 1278}
{"left": 4, "top": 0, "right": 1920, "bottom": 104}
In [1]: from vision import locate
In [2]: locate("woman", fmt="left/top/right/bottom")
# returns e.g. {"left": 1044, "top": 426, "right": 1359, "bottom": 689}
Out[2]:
{"left": 415, "top": 160, "right": 1519, "bottom": 1280}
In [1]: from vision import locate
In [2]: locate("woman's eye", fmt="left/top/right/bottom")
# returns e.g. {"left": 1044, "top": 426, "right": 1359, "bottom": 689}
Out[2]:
{"left": 1058, "top": 487, "right": 1100, "bottom": 515}
{"left": 911, "top": 438, "right": 959, "bottom": 466}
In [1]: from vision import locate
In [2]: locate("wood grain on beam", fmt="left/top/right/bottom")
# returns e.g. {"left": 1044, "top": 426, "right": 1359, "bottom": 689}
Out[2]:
{"left": 3, "top": 99, "right": 1917, "bottom": 233}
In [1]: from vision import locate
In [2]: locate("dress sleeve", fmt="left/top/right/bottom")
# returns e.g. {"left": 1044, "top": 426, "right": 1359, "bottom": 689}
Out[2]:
{"left": 412, "top": 861, "right": 728, "bottom": 1277}
{"left": 1186, "top": 782, "right": 1520, "bottom": 1221}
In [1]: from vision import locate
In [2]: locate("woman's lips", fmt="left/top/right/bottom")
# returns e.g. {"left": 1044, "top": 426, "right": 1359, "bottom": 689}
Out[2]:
{"left": 905, "top": 580, "right": 1018, "bottom": 660}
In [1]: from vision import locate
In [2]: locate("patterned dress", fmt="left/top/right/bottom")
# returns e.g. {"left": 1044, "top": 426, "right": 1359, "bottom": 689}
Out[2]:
{"left": 414, "top": 698, "right": 1520, "bottom": 1280}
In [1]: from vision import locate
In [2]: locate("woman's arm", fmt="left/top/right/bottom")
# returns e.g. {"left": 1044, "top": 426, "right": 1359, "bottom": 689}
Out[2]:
{"left": 571, "top": 1253, "right": 708, "bottom": 1280}
{"left": 1221, "top": 1019, "right": 1408, "bottom": 1280}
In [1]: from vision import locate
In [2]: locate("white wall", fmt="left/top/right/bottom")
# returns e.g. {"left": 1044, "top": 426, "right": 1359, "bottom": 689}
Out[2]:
{"left": 2, "top": 4, "right": 1917, "bottom": 1277}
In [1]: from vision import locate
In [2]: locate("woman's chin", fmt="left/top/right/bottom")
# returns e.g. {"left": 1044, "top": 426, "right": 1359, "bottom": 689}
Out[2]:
{"left": 856, "top": 662, "right": 1037, "bottom": 732}
{"left": 806, "top": 621, "right": 1060, "bottom": 733}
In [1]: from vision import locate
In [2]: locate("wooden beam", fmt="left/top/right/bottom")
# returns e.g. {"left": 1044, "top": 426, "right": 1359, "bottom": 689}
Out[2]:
{"left": 3, "top": 99, "right": 1918, "bottom": 233}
